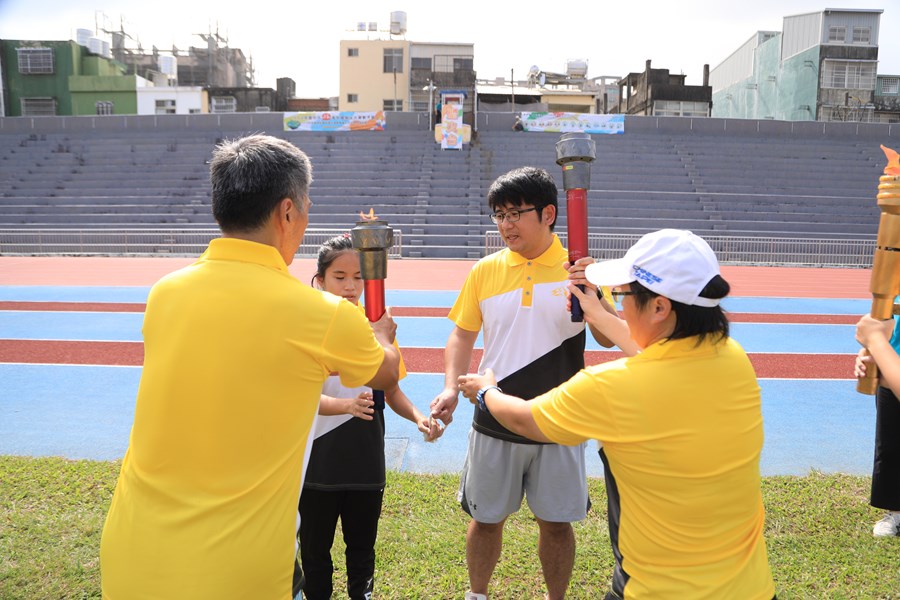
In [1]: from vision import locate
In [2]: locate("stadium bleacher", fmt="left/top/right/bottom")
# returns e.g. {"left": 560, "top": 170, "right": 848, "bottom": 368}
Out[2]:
{"left": 0, "top": 114, "right": 894, "bottom": 259}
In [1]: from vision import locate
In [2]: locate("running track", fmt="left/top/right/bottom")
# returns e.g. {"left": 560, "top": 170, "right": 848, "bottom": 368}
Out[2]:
{"left": 0, "top": 256, "right": 880, "bottom": 477}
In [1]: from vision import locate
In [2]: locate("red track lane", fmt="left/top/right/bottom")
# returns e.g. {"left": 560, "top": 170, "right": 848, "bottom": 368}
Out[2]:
{"left": 0, "top": 340, "right": 855, "bottom": 379}
{"left": 0, "top": 302, "right": 861, "bottom": 324}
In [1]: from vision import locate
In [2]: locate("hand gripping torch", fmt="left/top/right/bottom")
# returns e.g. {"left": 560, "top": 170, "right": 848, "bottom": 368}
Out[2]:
{"left": 350, "top": 217, "right": 394, "bottom": 410}
{"left": 556, "top": 132, "right": 597, "bottom": 322}
{"left": 858, "top": 145, "right": 900, "bottom": 394}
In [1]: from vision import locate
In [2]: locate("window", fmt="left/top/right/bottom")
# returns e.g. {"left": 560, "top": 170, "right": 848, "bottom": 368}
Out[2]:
{"left": 95, "top": 101, "right": 114, "bottom": 115}
{"left": 383, "top": 99, "right": 403, "bottom": 111}
{"left": 453, "top": 57, "right": 474, "bottom": 71}
{"left": 828, "top": 26, "right": 846, "bottom": 43}
{"left": 189, "top": 108, "right": 202, "bottom": 114}
{"left": 823, "top": 60, "right": 876, "bottom": 90}
{"left": 347, "top": 94, "right": 358, "bottom": 103}
{"left": 653, "top": 100, "right": 709, "bottom": 117}
{"left": 17, "top": 47, "right": 54, "bottom": 74}
{"left": 411, "top": 101, "right": 429, "bottom": 112}
{"left": 411, "top": 57, "right": 431, "bottom": 70}
{"left": 155, "top": 99, "right": 176, "bottom": 115}
{"left": 211, "top": 96, "right": 236, "bottom": 113}
{"left": 882, "top": 77, "right": 900, "bottom": 95}
{"left": 383, "top": 48, "right": 403, "bottom": 73}
{"left": 852, "top": 27, "right": 871, "bottom": 44}
{"left": 21, "top": 97, "right": 57, "bottom": 116}
{"left": 347, "top": 48, "right": 359, "bottom": 57}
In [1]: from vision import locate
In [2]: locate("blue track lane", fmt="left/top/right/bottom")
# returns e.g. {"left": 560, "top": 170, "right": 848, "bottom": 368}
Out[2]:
{"left": 0, "top": 285, "right": 875, "bottom": 475}
{"left": 0, "top": 366, "right": 872, "bottom": 476}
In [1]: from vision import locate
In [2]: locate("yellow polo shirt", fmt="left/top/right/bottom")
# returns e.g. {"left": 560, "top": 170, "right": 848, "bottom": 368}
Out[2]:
{"left": 532, "top": 336, "right": 775, "bottom": 599}
{"left": 100, "top": 238, "right": 385, "bottom": 600}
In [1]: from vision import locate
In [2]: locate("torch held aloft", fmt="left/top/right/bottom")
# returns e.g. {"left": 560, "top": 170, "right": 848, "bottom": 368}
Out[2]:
{"left": 351, "top": 218, "right": 394, "bottom": 409}
{"left": 556, "top": 132, "right": 596, "bottom": 322}
{"left": 858, "top": 146, "right": 900, "bottom": 394}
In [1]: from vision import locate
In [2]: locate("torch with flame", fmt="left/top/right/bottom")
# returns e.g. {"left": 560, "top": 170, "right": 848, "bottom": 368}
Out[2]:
{"left": 351, "top": 209, "right": 394, "bottom": 410}
{"left": 858, "top": 145, "right": 900, "bottom": 394}
{"left": 556, "top": 132, "right": 597, "bottom": 322}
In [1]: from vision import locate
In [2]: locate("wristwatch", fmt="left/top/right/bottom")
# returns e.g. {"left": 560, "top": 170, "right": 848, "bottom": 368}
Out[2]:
{"left": 475, "top": 385, "right": 501, "bottom": 414}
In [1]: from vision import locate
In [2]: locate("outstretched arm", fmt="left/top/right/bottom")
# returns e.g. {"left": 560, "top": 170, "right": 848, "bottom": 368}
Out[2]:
{"left": 430, "top": 325, "right": 479, "bottom": 426}
{"left": 386, "top": 384, "right": 444, "bottom": 441}
{"left": 566, "top": 258, "right": 639, "bottom": 356}
{"left": 457, "top": 369, "right": 552, "bottom": 443}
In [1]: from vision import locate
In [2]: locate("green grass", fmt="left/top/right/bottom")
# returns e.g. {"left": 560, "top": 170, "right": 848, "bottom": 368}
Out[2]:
{"left": 1, "top": 456, "right": 898, "bottom": 599}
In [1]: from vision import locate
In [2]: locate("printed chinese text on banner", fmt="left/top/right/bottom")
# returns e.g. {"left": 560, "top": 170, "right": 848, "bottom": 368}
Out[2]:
{"left": 521, "top": 112, "right": 625, "bottom": 134}
{"left": 283, "top": 111, "right": 386, "bottom": 132}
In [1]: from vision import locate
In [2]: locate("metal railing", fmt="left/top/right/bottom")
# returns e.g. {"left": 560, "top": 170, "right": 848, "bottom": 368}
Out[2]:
{"left": 0, "top": 228, "right": 404, "bottom": 258}
{"left": 486, "top": 231, "right": 875, "bottom": 268}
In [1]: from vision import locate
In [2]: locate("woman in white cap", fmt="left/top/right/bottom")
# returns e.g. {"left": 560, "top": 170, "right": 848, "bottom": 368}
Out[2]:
{"left": 459, "top": 229, "right": 777, "bottom": 600}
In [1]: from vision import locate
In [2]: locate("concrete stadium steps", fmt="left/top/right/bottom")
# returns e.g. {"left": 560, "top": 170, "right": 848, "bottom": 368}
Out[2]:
{"left": 0, "top": 122, "right": 887, "bottom": 258}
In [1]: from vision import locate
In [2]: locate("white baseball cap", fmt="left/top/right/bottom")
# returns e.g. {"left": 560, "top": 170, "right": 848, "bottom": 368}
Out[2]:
{"left": 584, "top": 229, "right": 722, "bottom": 307}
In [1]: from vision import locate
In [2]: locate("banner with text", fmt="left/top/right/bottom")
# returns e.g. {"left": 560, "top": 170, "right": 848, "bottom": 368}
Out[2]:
{"left": 283, "top": 111, "right": 385, "bottom": 132}
{"left": 521, "top": 112, "right": 624, "bottom": 134}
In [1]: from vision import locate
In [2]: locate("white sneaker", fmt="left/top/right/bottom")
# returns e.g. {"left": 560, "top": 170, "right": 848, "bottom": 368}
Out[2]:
{"left": 464, "top": 592, "right": 487, "bottom": 600}
{"left": 872, "top": 512, "right": 900, "bottom": 537}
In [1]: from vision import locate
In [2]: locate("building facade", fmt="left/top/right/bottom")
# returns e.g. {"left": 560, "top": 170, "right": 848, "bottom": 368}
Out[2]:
{"left": 710, "top": 8, "right": 883, "bottom": 122}
{"left": 1, "top": 40, "right": 135, "bottom": 116}
{"left": 136, "top": 83, "right": 208, "bottom": 115}
{"left": 339, "top": 38, "right": 475, "bottom": 119}
{"left": 611, "top": 60, "right": 712, "bottom": 117}
{"left": 874, "top": 74, "right": 900, "bottom": 123}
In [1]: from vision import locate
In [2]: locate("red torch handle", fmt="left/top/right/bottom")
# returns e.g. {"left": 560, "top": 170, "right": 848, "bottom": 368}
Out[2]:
{"left": 363, "top": 279, "right": 386, "bottom": 410}
{"left": 363, "top": 280, "right": 386, "bottom": 322}
{"left": 566, "top": 188, "right": 589, "bottom": 322}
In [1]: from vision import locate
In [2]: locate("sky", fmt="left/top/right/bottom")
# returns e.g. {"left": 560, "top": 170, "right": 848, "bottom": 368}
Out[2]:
{"left": 1, "top": 0, "right": 898, "bottom": 97}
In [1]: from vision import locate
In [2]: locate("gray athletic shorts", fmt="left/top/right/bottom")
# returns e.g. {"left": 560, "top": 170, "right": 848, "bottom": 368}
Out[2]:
{"left": 457, "top": 429, "right": 589, "bottom": 524}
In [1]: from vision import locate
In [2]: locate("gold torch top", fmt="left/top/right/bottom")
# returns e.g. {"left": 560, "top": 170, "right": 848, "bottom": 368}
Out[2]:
{"left": 351, "top": 209, "right": 393, "bottom": 280}
{"left": 878, "top": 145, "right": 900, "bottom": 214}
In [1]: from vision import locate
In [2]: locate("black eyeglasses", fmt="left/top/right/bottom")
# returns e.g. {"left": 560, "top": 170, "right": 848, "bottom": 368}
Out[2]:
{"left": 611, "top": 289, "right": 636, "bottom": 303}
{"left": 490, "top": 207, "right": 537, "bottom": 224}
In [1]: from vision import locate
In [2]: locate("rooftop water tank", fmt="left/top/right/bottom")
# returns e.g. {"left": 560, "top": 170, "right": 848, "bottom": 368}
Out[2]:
{"left": 566, "top": 59, "right": 588, "bottom": 78}
{"left": 159, "top": 54, "right": 177, "bottom": 76}
{"left": 76, "top": 28, "right": 92, "bottom": 48}
{"left": 88, "top": 37, "right": 103, "bottom": 55}
{"left": 390, "top": 11, "right": 407, "bottom": 35}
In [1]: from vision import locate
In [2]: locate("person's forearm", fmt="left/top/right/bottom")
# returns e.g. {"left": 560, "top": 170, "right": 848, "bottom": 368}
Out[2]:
{"left": 589, "top": 311, "right": 639, "bottom": 356}
{"left": 444, "top": 329, "right": 477, "bottom": 389}
{"left": 368, "top": 343, "right": 401, "bottom": 390}
{"left": 385, "top": 386, "right": 423, "bottom": 423}
{"left": 867, "top": 337, "right": 900, "bottom": 395}
{"left": 482, "top": 388, "right": 552, "bottom": 443}
{"left": 318, "top": 395, "right": 348, "bottom": 416}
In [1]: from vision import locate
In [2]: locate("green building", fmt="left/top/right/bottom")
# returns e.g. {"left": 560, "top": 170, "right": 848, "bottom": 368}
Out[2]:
{"left": 1, "top": 39, "right": 139, "bottom": 116}
{"left": 710, "top": 9, "right": 883, "bottom": 122}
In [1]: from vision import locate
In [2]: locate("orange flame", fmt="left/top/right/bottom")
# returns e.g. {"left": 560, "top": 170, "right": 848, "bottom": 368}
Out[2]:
{"left": 359, "top": 208, "right": 378, "bottom": 221}
{"left": 881, "top": 145, "right": 900, "bottom": 176}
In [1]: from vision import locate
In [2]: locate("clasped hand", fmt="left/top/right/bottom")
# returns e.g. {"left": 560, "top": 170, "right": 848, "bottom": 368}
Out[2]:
{"left": 457, "top": 368, "right": 497, "bottom": 403}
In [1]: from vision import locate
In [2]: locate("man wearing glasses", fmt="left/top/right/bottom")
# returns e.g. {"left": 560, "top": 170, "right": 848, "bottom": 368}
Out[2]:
{"left": 430, "top": 166, "right": 619, "bottom": 600}
{"left": 458, "top": 229, "right": 777, "bottom": 600}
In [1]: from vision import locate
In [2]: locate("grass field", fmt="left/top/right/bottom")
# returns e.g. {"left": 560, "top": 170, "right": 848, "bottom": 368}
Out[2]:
{"left": 1, "top": 456, "right": 898, "bottom": 599}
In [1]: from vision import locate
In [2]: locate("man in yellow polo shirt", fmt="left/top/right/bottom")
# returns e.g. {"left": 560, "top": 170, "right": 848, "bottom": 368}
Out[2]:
{"left": 100, "top": 134, "right": 400, "bottom": 600}
{"left": 459, "top": 229, "right": 776, "bottom": 599}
